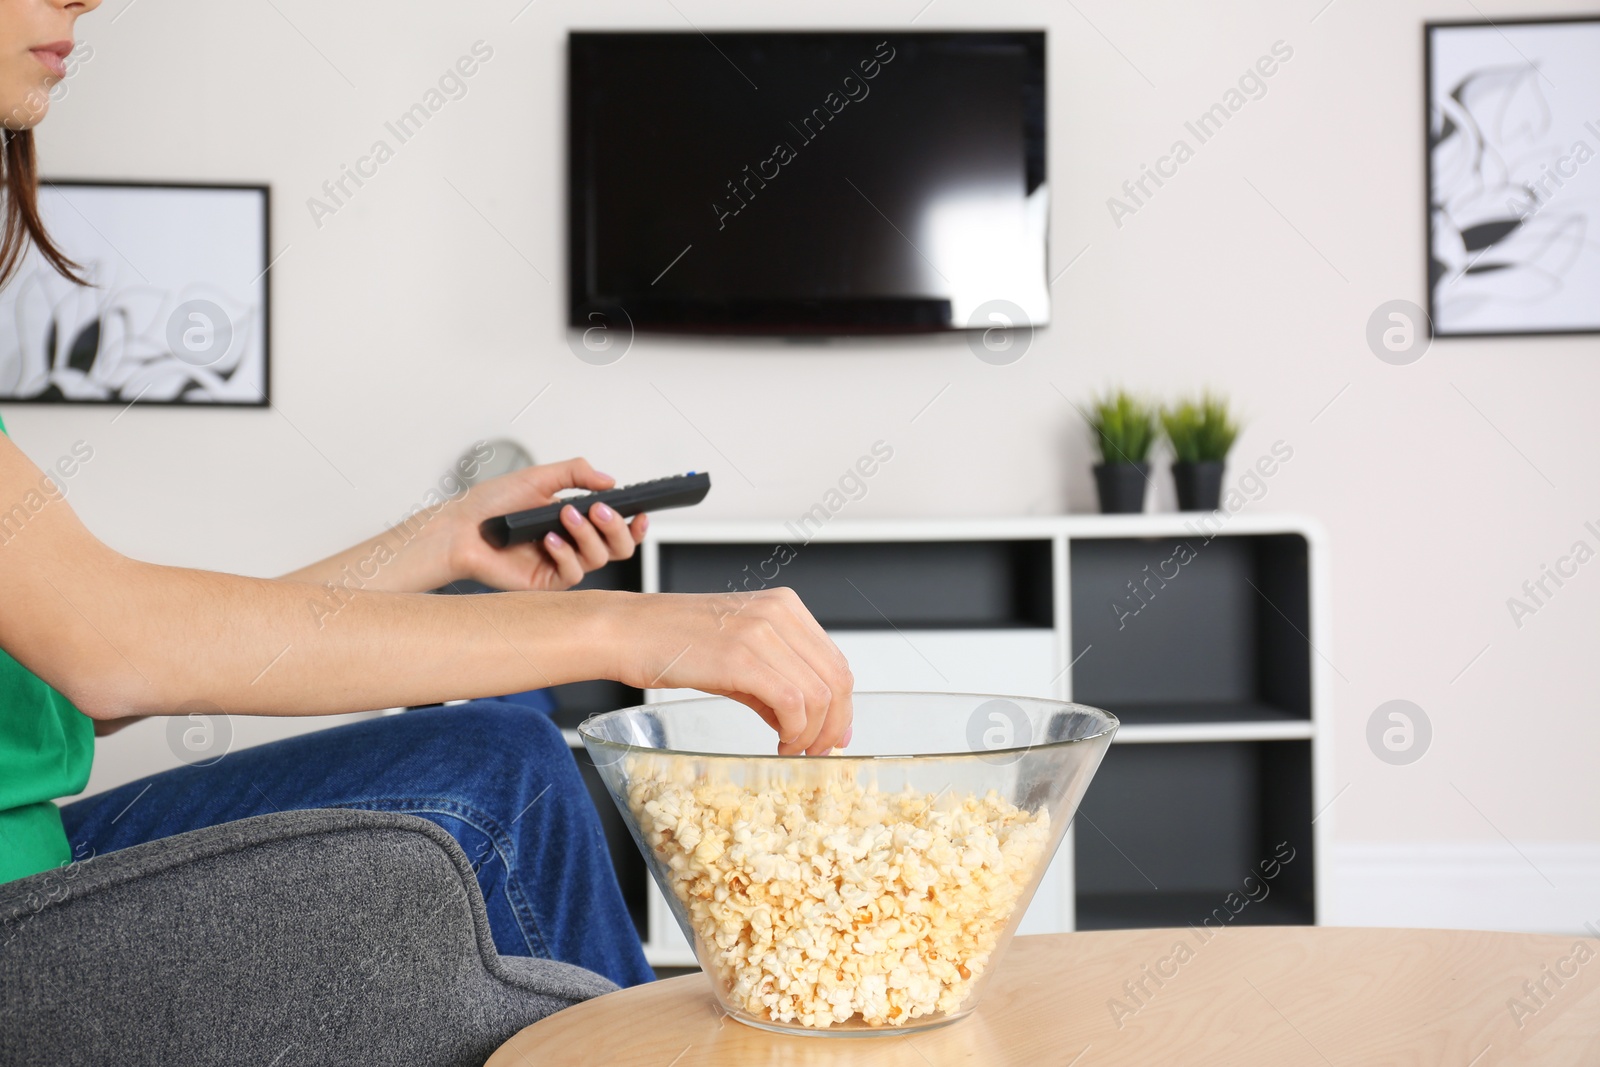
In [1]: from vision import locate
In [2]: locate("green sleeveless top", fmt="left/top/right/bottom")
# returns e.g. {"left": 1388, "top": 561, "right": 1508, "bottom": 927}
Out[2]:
{"left": 0, "top": 414, "right": 94, "bottom": 884}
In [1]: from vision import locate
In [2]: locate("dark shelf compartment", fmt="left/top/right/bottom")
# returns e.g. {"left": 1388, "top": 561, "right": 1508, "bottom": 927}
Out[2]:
{"left": 659, "top": 539, "right": 1054, "bottom": 629}
{"left": 1074, "top": 739, "right": 1314, "bottom": 931}
{"left": 1070, "top": 534, "right": 1311, "bottom": 717}
{"left": 1096, "top": 700, "right": 1308, "bottom": 727}
{"left": 1076, "top": 891, "right": 1313, "bottom": 931}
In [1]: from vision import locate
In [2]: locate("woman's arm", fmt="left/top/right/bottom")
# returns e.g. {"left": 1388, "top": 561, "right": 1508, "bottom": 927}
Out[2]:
{"left": 281, "top": 456, "right": 648, "bottom": 595}
{"left": 0, "top": 437, "right": 852, "bottom": 755}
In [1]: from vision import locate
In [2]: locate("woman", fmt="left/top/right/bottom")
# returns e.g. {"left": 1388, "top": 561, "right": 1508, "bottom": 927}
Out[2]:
{"left": 0, "top": 0, "right": 853, "bottom": 988}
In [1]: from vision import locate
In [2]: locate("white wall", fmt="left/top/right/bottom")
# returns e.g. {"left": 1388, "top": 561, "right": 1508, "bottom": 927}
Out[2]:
{"left": 13, "top": 0, "right": 1599, "bottom": 922}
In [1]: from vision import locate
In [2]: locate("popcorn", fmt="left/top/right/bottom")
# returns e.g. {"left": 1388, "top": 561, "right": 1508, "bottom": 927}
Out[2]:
{"left": 624, "top": 757, "right": 1052, "bottom": 1029}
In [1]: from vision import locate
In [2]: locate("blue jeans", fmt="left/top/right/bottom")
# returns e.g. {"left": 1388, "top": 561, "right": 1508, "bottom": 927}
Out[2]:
{"left": 59, "top": 701, "right": 654, "bottom": 988}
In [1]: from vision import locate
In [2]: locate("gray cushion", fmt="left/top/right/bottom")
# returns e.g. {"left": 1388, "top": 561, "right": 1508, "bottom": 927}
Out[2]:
{"left": 0, "top": 808, "right": 618, "bottom": 1066}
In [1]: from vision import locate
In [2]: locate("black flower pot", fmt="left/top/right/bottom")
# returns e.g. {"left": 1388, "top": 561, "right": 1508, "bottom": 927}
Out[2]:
{"left": 1092, "top": 462, "right": 1150, "bottom": 514}
{"left": 1172, "top": 459, "right": 1225, "bottom": 511}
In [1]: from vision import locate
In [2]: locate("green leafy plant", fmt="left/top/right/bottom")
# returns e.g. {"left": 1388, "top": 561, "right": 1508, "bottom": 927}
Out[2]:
{"left": 1161, "top": 394, "right": 1240, "bottom": 463}
{"left": 1086, "top": 392, "right": 1159, "bottom": 465}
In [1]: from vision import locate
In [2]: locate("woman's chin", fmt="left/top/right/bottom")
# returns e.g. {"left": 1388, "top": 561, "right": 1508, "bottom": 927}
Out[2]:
{"left": 2, "top": 110, "right": 47, "bottom": 132}
{"left": 2, "top": 88, "right": 53, "bottom": 130}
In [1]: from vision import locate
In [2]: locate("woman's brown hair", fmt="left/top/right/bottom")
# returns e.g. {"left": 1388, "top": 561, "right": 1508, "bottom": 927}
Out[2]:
{"left": 0, "top": 127, "right": 85, "bottom": 288}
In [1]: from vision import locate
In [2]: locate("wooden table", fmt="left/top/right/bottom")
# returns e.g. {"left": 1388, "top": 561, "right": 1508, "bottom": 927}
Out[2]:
{"left": 487, "top": 927, "right": 1600, "bottom": 1065}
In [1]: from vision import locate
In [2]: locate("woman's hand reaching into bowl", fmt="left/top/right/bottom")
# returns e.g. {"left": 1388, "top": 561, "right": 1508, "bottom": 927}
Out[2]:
{"left": 601, "top": 587, "right": 854, "bottom": 756}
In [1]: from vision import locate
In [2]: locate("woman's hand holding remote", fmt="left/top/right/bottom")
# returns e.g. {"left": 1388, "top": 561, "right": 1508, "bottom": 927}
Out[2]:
{"left": 442, "top": 457, "right": 646, "bottom": 591}
{"left": 282, "top": 456, "right": 646, "bottom": 596}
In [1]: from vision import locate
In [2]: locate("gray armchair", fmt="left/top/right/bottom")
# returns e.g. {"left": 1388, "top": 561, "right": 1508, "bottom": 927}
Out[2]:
{"left": 0, "top": 808, "right": 617, "bottom": 1066}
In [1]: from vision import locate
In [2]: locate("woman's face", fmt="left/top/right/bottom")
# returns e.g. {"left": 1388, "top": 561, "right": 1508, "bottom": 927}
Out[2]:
{"left": 0, "top": 0, "right": 97, "bottom": 131}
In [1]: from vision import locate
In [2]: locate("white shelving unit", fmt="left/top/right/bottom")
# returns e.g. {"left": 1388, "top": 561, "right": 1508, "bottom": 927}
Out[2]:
{"left": 559, "top": 513, "right": 1331, "bottom": 969}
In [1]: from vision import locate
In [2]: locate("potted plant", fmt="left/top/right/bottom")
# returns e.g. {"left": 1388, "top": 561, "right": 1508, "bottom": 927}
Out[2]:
{"left": 1161, "top": 394, "right": 1240, "bottom": 511}
{"left": 1085, "top": 392, "right": 1158, "bottom": 514}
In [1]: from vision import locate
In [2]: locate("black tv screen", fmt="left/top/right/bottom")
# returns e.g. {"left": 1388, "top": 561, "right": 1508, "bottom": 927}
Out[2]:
{"left": 569, "top": 31, "right": 1047, "bottom": 335}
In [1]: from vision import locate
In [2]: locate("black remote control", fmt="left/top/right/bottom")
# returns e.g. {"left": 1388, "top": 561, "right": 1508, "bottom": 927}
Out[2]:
{"left": 480, "top": 471, "right": 711, "bottom": 548}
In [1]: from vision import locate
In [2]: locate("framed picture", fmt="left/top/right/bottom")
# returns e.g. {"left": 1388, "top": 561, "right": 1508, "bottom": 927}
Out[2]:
{"left": 1426, "top": 16, "right": 1600, "bottom": 337}
{"left": 0, "top": 180, "right": 269, "bottom": 405}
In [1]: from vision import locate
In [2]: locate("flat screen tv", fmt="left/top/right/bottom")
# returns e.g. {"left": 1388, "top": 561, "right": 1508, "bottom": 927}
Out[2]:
{"left": 569, "top": 31, "right": 1047, "bottom": 335}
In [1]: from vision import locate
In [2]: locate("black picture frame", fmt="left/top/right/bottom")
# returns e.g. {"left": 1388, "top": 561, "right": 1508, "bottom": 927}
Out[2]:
{"left": 0, "top": 178, "right": 272, "bottom": 406}
{"left": 1424, "top": 15, "right": 1600, "bottom": 339}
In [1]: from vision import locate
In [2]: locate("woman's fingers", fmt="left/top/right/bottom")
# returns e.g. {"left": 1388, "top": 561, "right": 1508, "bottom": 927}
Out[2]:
{"left": 537, "top": 502, "right": 641, "bottom": 589}
{"left": 766, "top": 589, "right": 854, "bottom": 752}
{"left": 532, "top": 457, "right": 614, "bottom": 496}
{"left": 586, "top": 501, "right": 640, "bottom": 560}
{"left": 712, "top": 591, "right": 851, "bottom": 754}
{"left": 809, "top": 691, "right": 854, "bottom": 756}
{"left": 560, "top": 505, "right": 613, "bottom": 571}
{"left": 552, "top": 502, "right": 640, "bottom": 581}
{"left": 715, "top": 692, "right": 783, "bottom": 735}
{"left": 742, "top": 624, "right": 837, "bottom": 755}
{"left": 540, "top": 531, "right": 586, "bottom": 587}
{"left": 716, "top": 656, "right": 810, "bottom": 753}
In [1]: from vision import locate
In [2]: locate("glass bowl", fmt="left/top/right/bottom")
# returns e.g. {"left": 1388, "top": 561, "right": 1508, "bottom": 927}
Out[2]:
{"left": 579, "top": 691, "right": 1118, "bottom": 1037}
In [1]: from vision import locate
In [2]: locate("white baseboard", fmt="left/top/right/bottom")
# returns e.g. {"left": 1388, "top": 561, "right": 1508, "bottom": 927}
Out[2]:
{"left": 1327, "top": 842, "right": 1600, "bottom": 937}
